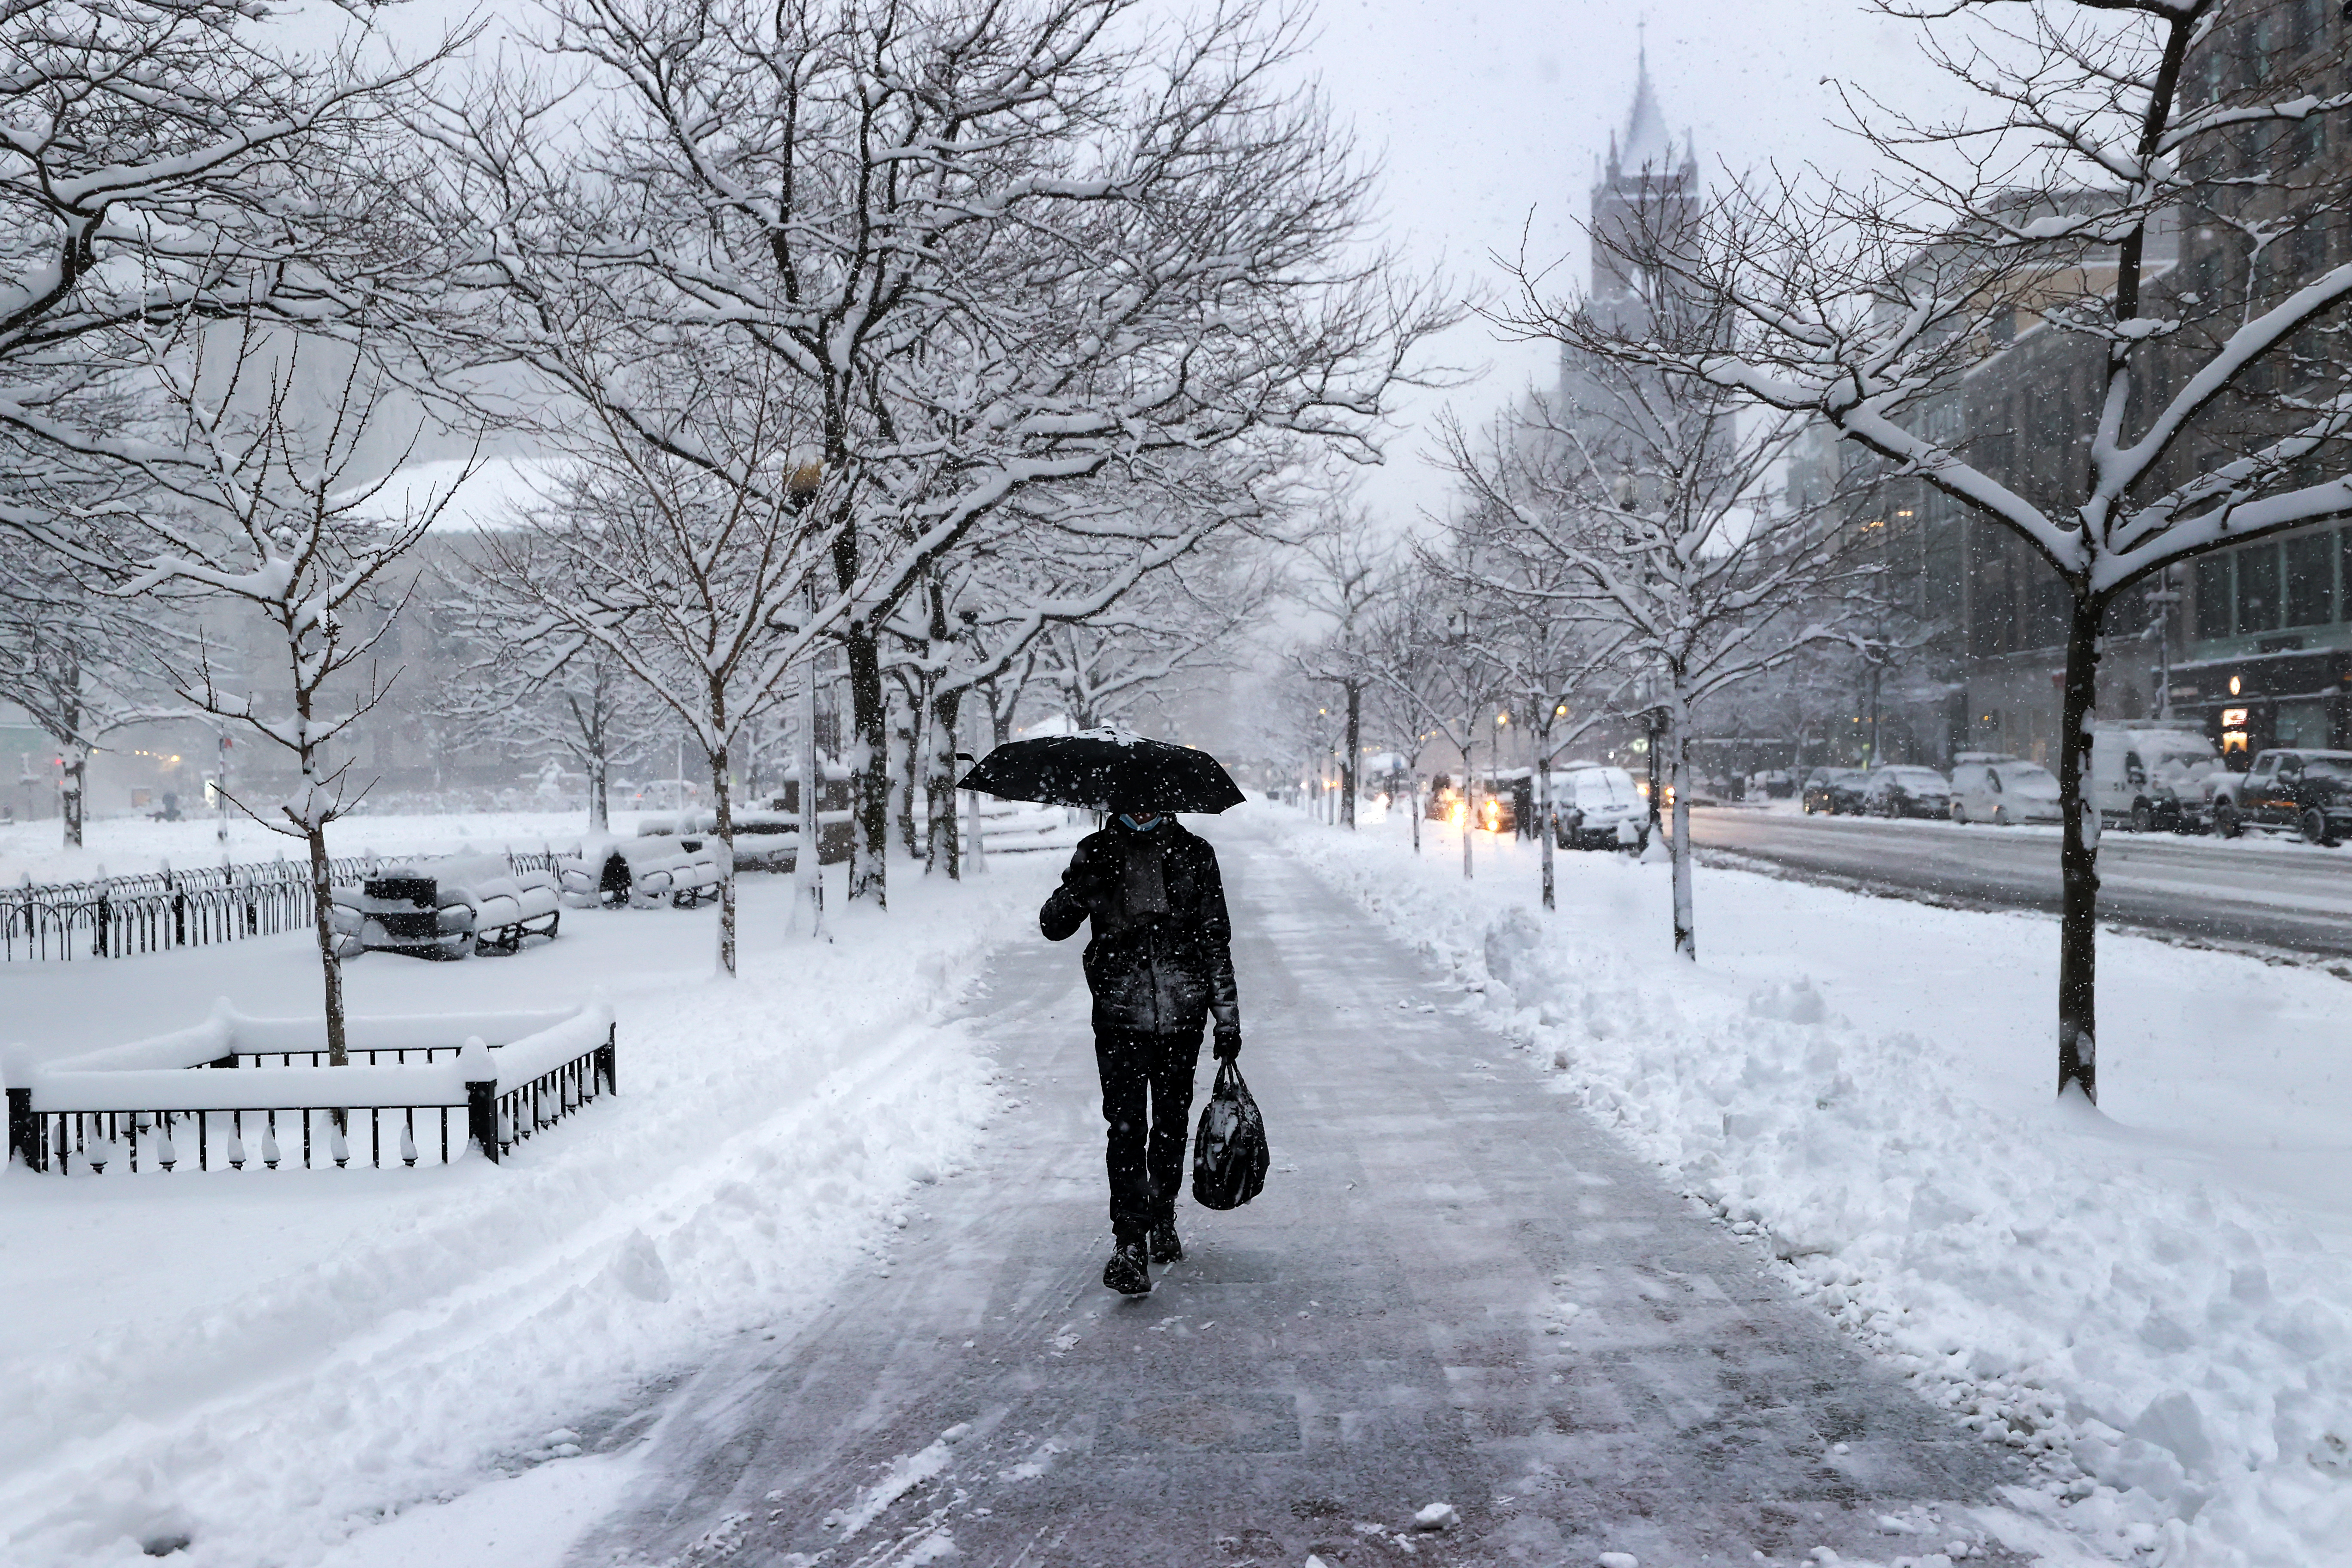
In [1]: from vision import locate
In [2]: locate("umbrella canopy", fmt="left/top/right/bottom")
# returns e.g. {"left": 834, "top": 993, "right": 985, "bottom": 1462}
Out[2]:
{"left": 958, "top": 729, "right": 1246, "bottom": 814}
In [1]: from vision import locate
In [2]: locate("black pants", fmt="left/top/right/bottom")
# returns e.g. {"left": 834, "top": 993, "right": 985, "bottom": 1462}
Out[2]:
{"left": 1093, "top": 1024, "right": 1204, "bottom": 1243}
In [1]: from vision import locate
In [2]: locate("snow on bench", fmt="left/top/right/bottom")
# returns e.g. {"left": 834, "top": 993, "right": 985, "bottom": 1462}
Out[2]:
{"left": 4, "top": 1000, "right": 617, "bottom": 1174}
{"left": 331, "top": 856, "right": 563, "bottom": 958}
{"left": 563, "top": 833, "right": 732, "bottom": 910}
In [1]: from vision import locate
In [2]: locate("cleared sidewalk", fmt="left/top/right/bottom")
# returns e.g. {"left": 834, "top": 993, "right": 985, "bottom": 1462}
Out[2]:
{"left": 580, "top": 823, "right": 2027, "bottom": 1567}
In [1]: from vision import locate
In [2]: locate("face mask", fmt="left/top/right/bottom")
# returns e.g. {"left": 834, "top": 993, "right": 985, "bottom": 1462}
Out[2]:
{"left": 1116, "top": 812, "right": 1166, "bottom": 832}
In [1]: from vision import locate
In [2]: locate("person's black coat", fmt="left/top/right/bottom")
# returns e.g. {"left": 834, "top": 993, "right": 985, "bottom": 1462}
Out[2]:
{"left": 1039, "top": 821, "right": 1240, "bottom": 1037}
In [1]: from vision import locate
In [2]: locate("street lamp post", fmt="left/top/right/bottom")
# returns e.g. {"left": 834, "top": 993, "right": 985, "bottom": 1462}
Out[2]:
{"left": 789, "top": 459, "right": 827, "bottom": 940}
{"left": 2145, "top": 567, "right": 2181, "bottom": 722}
{"left": 1447, "top": 603, "right": 1476, "bottom": 880}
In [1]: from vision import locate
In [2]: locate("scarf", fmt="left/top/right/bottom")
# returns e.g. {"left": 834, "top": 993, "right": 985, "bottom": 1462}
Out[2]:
{"left": 1115, "top": 827, "right": 1172, "bottom": 923}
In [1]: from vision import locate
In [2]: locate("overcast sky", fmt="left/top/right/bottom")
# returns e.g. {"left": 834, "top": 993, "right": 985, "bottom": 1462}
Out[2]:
{"left": 1288, "top": 0, "right": 1950, "bottom": 530}
{"left": 313, "top": 0, "right": 1956, "bottom": 530}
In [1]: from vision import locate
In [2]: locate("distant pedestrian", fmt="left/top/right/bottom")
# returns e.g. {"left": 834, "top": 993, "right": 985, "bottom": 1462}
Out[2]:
{"left": 1041, "top": 805, "right": 1242, "bottom": 1296}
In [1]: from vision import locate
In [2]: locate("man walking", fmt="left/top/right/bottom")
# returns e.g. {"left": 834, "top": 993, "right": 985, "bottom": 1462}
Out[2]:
{"left": 1041, "top": 805, "right": 1242, "bottom": 1295}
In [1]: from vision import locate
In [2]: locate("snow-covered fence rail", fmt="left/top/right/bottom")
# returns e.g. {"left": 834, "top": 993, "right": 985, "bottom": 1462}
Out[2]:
{"left": 0, "top": 851, "right": 576, "bottom": 963}
{"left": 5, "top": 1002, "right": 617, "bottom": 1173}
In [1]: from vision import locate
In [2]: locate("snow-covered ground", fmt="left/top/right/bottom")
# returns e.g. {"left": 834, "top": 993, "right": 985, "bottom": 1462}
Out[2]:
{"left": 1277, "top": 805, "right": 2352, "bottom": 1568}
{"left": 0, "top": 849, "right": 1059, "bottom": 1568}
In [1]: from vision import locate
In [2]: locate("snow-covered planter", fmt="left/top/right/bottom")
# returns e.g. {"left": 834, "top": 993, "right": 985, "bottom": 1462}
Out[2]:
{"left": 5, "top": 1001, "right": 616, "bottom": 1175}
{"left": 328, "top": 858, "right": 565, "bottom": 959}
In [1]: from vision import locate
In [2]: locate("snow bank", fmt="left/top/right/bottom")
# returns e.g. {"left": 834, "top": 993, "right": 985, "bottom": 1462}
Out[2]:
{"left": 1274, "top": 808, "right": 2352, "bottom": 1568}
{"left": 0, "top": 863, "right": 1058, "bottom": 1568}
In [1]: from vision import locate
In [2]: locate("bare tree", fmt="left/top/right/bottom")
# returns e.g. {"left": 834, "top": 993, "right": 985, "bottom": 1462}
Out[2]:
{"left": 114, "top": 324, "right": 466, "bottom": 1070}
{"left": 0, "top": 548, "right": 189, "bottom": 846}
{"left": 1027, "top": 547, "right": 1269, "bottom": 739}
{"left": 1426, "top": 523, "right": 1633, "bottom": 912}
{"left": 434, "top": 582, "right": 665, "bottom": 833}
{"left": 1288, "top": 507, "right": 1396, "bottom": 830}
{"left": 1357, "top": 581, "right": 1464, "bottom": 855}
{"left": 1367, "top": 578, "right": 1504, "bottom": 879}
{"left": 466, "top": 378, "right": 832, "bottom": 978}
{"left": 1501, "top": 0, "right": 2351, "bottom": 1092}
{"left": 0, "top": 0, "right": 462, "bottom": 553}
{"left": 1443, "top": 365, "right": 1868, "bottom": 958}
{"left": 885, "top": 478, "right": 1267, "bottom": 876}
{"left": 426, "top": 0, "right": 1455, "bottom": 911}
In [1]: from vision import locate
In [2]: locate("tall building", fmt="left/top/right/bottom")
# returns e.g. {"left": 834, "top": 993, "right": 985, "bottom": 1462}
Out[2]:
{"left": 1853, "top": 1, "right": 2350, "bottom": 771}
{"left": 2156, "top": 0, "right": 2352, "bottom": 761}
{"left": 1556, "top": 46, "right": 1710, "bottom": 454}
{"left": 1582, "top": 42, "right": 1698, "bottom": 340}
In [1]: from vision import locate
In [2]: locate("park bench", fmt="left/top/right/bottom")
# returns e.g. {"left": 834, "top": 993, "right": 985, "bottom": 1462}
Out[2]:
{"left": 331, "top": 857, "right": 563, "bottom": 959}
{"left": 561, "top": 836, "right": 730, "bottom": 910}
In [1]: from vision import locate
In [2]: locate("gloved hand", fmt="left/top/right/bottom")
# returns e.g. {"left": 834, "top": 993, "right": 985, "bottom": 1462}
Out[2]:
{"left": 1060, "top": 854, "right": 1112, "bottom": 903}
{"left": 1212, "top": 1025, "right": 1242, "bottom": 1063}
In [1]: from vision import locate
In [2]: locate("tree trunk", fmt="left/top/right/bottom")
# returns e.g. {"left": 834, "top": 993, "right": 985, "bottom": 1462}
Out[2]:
{"left": 61, "top": 747, "right": 85, "bottom": 848}
{"left": 1409, "top": 775, "right": 1421, "bottom": 853}
{"left": 1461, "top": 736, "right": 1475, "bottom": 880}
{"left": 1647, "top": 719, "right": 1664, "bottom": 833}
{"left": 1668, "top": 677, "right": 1695, "bottom": 962}
{"left": 301, "top": 820, "right": 349, "bottom": 1068}
{"left": 2056, "top": 593, "right": 2103, "bottom": 1103}
{"left": 925, "top": 686, "right": 962, "bottom": 878}
{"left": 711, "top": 734, "right": 736, "bottom": 977}
{"left": 1536, "top": 732, "right": 1556, "bottom": 912}
{"left": 893, "top": 698, "right": 920, "bottom": 856}
{"left": 796, "top": 629, "right": 827, "bottom": 939}
{"left": 588, "top": 746, "right": 609, "bottom": 833}
{"left": 1342, "top": 683, "right": 1361, "bottom": 829}
{"left": 843, "top": 622, "right": 889, "bottom": 908}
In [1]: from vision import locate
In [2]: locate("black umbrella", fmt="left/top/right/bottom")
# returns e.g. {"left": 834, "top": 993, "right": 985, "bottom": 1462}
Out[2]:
{"left": 957, "top": 729, "right": 1246, "bottom": 814}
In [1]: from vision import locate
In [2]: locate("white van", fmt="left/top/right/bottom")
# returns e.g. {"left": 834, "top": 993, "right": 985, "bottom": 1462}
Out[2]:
{"left": 2089, "top": 723, "right": 2223, "bottom": 833}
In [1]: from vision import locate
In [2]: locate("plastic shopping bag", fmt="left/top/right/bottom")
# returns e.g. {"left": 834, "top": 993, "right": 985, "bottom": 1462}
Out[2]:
{"left": 1190, "top": 1058, "right": 1270, "bottom": 1211}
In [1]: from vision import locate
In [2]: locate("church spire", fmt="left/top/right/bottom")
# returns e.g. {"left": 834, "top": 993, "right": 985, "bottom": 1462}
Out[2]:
{"left": 1620, "top": 23, "right": 1675, "bottom": 175}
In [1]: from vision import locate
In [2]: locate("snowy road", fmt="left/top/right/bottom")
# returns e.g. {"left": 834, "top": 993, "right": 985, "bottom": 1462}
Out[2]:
{"left": 1686, "top": 808, "right": 2352, "bottom": 960}
{"left": 577, "top": 823, "right": 2027, "bottom": 1567}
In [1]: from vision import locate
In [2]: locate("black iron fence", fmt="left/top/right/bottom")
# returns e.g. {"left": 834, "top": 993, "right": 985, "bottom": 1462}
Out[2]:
{"left": 1, "top": 850, "right": 578, "bottom": 963}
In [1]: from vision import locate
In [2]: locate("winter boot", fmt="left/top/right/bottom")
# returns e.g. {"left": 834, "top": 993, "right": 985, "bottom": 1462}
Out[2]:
{"left": 1102, "top": 1240, "right": 1151, "bottom": 1295}
{"left": 1148, "top": 1219, "right": 1184, "bottom": 1265}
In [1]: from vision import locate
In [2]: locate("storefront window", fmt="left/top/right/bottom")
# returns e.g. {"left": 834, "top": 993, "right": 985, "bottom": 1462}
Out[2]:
{"left": 2284, "top": 529, "right": 2334, "bottom": 625}
{"left": 2236, "top": 540, "right": 2281, "bottom": 634}
{"left": 2195, "top": 554, "right": 2233, "bottom": 640}
{"left": 2278, "top": 700, "right": 2333, "bottom": 749}
{"left": 2341, "top": 527, "right": 2352, "bottom": 624}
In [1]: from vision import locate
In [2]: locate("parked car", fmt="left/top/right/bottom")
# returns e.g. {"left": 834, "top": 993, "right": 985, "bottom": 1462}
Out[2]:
{"left": 2208, "top": 748, "right": 2352, "bottom": 844}
{"left": 1801, "top": 767, "right": 1869, "bottom": 815}
{"left": 1474, "top": 769, "right": 1534, "bottom": 835}
{"left": 1553, "top": 764, "right": 1649, "bottom": 850}
{"left": 2089, "top": 723, "right": 2223, "bottom": 833}
{"left": 1757, "top": 768, "right": 1796, "bottom": 800}
{"left": 1862, "top": 766, "right": 1951, "bottom": 819}
{"left": 1949, "top": 760, "right": 2063, "bottom": 825}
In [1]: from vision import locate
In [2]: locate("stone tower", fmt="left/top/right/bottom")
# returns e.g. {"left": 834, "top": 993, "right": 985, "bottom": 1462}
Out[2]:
{"left": 1584, "top": 39, "right": 1699, "bottom": 337}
